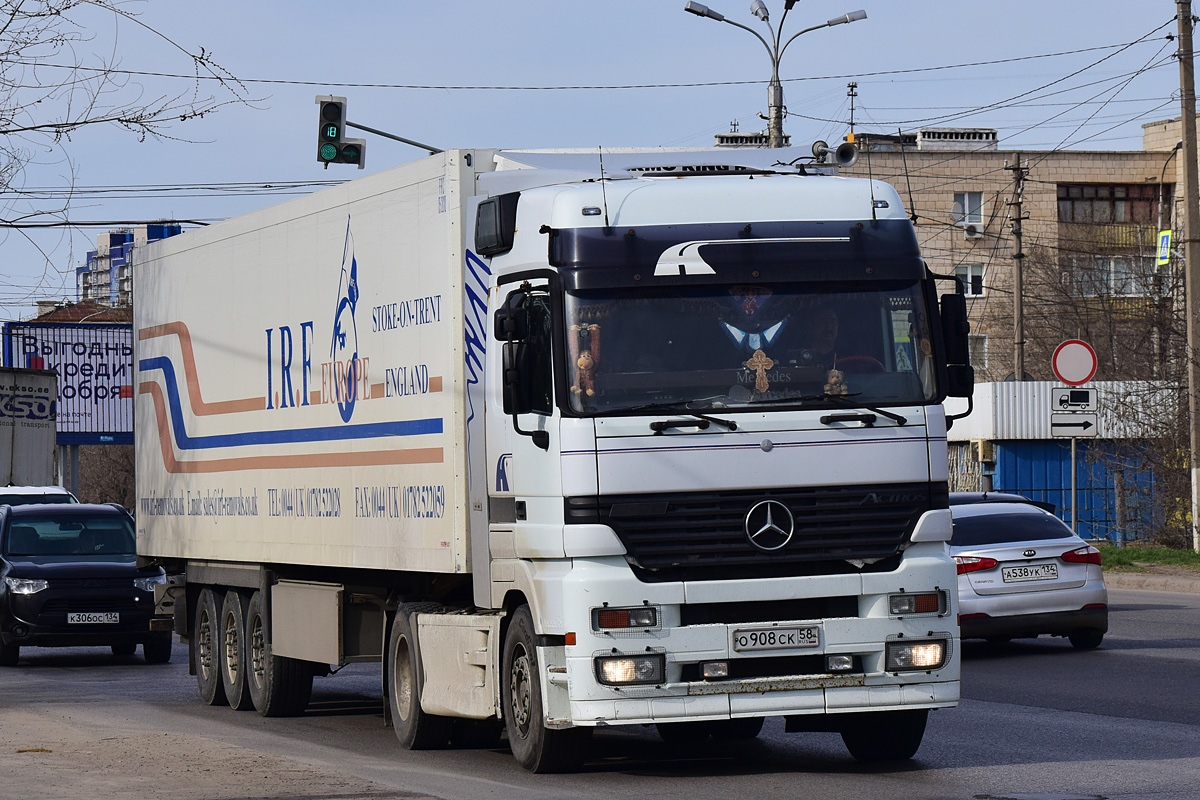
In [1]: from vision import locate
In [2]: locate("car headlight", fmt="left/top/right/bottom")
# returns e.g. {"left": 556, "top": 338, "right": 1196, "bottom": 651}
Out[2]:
{"left": 5, "top": 577, "right": 49, "bottom": 595}
{"left": 133, "top": 574, "right": 167, "bottom": 592}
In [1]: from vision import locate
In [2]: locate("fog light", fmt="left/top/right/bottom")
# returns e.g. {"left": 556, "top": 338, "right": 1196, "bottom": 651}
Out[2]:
{"left": 889, "top": 592, "right": 943, "bottom": 615}
{"left": 885, "top": 640, "right": 947, "bottom": 671}
{"left": 594, "top": 606, "right": 658, "bottom": 630}
{"left": 701, "top": 661, "right": 728, "bottom": 679}
{"left": 826, "top": 654, "right": 855, "bottom": 672}
{"left": 595, "top": 653, "right": 665, "bottom": 685}
{"left": 12, "top": 624, "right": 29, "bottom": 638}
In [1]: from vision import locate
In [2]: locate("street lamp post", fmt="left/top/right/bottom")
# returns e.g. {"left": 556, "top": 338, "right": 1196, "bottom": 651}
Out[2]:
{"left": 684, "top": 2, "right": 866, "bottom": 148}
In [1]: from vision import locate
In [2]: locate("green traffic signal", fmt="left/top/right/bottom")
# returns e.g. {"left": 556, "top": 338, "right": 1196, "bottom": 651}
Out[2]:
{"left": 319, "top": 143, "right": 339, "bottom": 162}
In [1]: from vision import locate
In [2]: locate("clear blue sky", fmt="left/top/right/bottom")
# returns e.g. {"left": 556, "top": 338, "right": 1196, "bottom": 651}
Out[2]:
{"left": 0, "top": 0, "right": 1184, "bottom": 319}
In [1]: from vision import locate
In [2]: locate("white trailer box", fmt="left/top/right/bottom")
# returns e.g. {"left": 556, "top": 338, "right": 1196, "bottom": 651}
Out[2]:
{"left": 136, "top": 155, "right": 471, "bottom": 574}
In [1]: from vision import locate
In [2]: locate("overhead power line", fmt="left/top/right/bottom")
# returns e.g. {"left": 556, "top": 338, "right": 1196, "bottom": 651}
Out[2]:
{"left": 8, "top": 36, "right": 1175, "bottom": 92}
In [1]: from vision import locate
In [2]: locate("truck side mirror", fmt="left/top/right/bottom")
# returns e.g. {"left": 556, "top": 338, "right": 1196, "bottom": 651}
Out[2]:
{"left": 940, "top": 293, "right": 970, "bottom": 367}
{"left": 502, "top": 342, "right": 533, "bottom": 415}
{"left": 945, "top": 364, "right": 975, "bottom": 398}
{"left": 494, "top": 287, "right": 551, "bottom": 450}
{"left": 494, "top": 290, "right": 529, "bottom": 341}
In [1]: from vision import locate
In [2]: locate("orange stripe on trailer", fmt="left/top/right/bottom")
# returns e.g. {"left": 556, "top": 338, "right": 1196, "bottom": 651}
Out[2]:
{"left": 139, "top": 322, "right": 266, "bottom": 416}
{"left": 138, "top": 381, "right": 443, "bottom": 474}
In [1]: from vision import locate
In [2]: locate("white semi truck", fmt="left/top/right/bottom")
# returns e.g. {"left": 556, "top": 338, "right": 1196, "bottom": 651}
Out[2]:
{"left": 135, "top": 146, "right": 974, "bottom": 772}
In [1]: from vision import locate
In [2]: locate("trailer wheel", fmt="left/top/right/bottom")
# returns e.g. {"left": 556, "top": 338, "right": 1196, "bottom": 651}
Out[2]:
{"left": 219, "top": 590, "right": 254, "bottom": 710}
{"left": 245, "top": 590, "right": 312, "bottom": 717}
{"left": 143, "top": 634, "right": 173, "bottom": 664}
{"left": 502, "top": 604, "right": 591, "bottom": 773}
{"left": 195, "top": 587, "right": 227, "bottom": 706}
{"left": 387, "top": 602, "right": 453, "bottom": 749}
{"left": 840, "top": 709, "right": 928, "bottom": 762}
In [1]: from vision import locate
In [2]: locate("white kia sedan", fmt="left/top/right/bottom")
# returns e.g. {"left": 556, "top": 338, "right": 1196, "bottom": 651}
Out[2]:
{"left": 949, "top": 500, "right": 1108, "bottom": 649}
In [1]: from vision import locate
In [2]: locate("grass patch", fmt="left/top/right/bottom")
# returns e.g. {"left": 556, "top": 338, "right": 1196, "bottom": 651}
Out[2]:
{"left": 1098, "top": 544, "right": 1200, "bottom": 572}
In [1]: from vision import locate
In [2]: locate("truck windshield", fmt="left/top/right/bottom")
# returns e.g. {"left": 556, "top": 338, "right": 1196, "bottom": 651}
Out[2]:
{"left": 563, "top": 280, "right": 937, "bottom": 414}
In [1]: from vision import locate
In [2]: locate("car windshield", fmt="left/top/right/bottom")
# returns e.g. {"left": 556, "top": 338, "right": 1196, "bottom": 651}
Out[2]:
{"left": 562, "top": 281, "right": 937, "bottom": 413}
{"left": 0, "top": 493, "right": 76, "bottom": 506}
{"left": 3, "top": 513, "right": 135, "bottom": 556}
{"left": 951, "top": 510, "right": 1074, "bottom": 547}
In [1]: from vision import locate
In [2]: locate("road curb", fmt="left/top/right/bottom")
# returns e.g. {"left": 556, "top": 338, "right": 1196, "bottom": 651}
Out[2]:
{"left": 1103, "top": 571, "right": 1200, "bottom": 594}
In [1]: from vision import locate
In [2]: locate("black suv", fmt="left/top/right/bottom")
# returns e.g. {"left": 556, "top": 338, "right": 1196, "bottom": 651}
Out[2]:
{"left": 0, "top": 503, "right": 172, "bottom": 665}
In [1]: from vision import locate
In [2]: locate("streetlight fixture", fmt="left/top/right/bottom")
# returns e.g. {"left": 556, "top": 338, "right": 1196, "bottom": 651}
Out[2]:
{"left": 684, "top": 1, "right": 867, "bottom": 148}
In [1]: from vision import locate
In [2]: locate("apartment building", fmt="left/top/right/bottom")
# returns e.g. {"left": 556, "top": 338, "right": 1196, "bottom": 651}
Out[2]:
{"left": 77, "top": 223, "right": 181, "bottom": 307}
{"left": 837, "top": 123, "right": 1181, "bottom": 384}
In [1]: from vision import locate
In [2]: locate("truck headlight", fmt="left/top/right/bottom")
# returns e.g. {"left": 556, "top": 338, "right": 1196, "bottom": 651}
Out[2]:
{"left": 594, "top": 653, "right": 665, "bottom": 685}
{"left": 133, "top": 574, "right": 167, "bottom": 592}
{"left": 889, "top": 591, "right": 945, "bottom": 615}
{"left": 885, "top": 640, "right": 947, "bottom": 671}
{"left": 5, "top": 577, "right": 48, "bottom": 595}
{"left": 593, "top": 606, "right": 658, "bottom": 630}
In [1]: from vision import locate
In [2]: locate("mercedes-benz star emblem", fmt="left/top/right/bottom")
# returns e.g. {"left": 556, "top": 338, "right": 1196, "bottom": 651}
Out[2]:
{"left": 744, "top": 500, "right": 795, "bottom": 552}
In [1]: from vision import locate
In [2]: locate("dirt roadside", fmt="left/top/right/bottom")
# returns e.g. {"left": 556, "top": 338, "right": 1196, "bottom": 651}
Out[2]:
{"left": 0, "top": 706, "right": 438, "bottom": 800}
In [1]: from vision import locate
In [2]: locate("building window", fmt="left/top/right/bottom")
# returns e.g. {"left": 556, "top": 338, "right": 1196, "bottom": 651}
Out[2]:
{"left": 953, "top": 191, "right": 983, "bottom": 224}
{"left": 1067, "top": 254, "right": 1154, "bottom": 297}
{"left": 1057, "top": 183, "right": 1170, "bottom": 225}
{"left": 955, "top": 263, "right": 985, "bottom": 296}
{"left": 968, "top": 335, "right": 988, "bottom": 369}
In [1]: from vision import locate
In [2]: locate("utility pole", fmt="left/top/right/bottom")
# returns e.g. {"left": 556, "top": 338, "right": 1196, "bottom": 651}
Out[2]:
{"left": 1179, "top": 1, "right": 1200, "bottom": 554}
{"left": 1007, "top": 154, "right": 1029, "bottom": 382}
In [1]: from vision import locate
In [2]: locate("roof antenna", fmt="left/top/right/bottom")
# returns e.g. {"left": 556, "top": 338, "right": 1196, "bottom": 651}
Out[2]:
{"left": 898, "top": 128, "right": 918, "bottom": 223}
{"left": 598, "top": 146, "right": 611, "bottom": 228}
{"left": 865, "top": 138, "right": 877, "bottom": 221}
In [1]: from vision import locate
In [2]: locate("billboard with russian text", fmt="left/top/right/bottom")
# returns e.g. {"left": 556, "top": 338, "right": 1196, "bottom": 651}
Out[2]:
{"left": 2, "top": 322, "right": 132, "bottom": 444}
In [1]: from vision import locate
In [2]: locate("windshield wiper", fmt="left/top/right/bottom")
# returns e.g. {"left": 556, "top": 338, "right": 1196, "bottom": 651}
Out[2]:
{"left": 746, "top": 392, "right": 908, "bottom": 425}
{"left": 817, "top": 393, "right": 908, "bottom": 425}
{"left": 649, "top": 412, "right": 738, "bottom": 434}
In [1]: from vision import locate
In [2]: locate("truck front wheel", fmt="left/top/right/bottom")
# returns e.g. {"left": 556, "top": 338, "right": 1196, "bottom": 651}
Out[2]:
{"left": 245, "top": 590, "right": 312, "bottom": 716}
{"left": 840, "top": 709, "right": 928, "bottom": 761}
{"left": 501, "top": 605, "right": 591, "bottom": 773}
{"left": 195, "top": 587, "right": 227, "bottom": 706}
{"left": 387, "top": 603, "right": 453, "bottom": 749}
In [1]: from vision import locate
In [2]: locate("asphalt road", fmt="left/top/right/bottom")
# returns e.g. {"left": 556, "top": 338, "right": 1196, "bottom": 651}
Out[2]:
{"left": 1, "top": 587, "right": 1198, "bottom": 800}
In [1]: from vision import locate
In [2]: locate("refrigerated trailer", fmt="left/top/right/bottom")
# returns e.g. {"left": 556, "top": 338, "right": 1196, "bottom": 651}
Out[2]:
{"left": 135, "top": 146, "right": 974, "bottom": 772}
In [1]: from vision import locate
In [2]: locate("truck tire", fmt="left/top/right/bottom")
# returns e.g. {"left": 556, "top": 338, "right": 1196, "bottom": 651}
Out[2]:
{"left": 387, "top": 602, "right": 453, "bottom": 749}
{"left": 502, "top": 604, "right": 591, "bottom": 773}
{"left": 220, "top": 590, "right": 254, "bottom": 710}
{"left": 711, "top": 717, "right": 764, "bottom": 740}
{"left": 245, "top": 590, "right": 312, "bottom": 717}
{"left": 656, "top": 721, "right": 712, "bottom": 744}
{"left": 1068, "top": 629, "right": 1104, "bottom": 649}
{"left": 143, "top": 634, "right": 173, "bottom": 664}
{"left": 0, "top": 641, "right": 18, "bottom": 667}
{"left": 840, "top": 709, "right": 928, "bottom": 762}
{"left": 195, "top": 587, "right": 228, "bottom": 706}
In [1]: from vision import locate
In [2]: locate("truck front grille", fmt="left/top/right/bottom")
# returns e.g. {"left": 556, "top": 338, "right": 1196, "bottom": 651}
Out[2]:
{"left": 565, "top": 481, "right": 946, "bottom": 583}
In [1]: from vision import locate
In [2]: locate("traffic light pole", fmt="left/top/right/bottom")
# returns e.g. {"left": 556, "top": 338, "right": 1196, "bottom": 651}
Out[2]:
{"left": 346, "top": 121, "right": 442, "bottom": 155}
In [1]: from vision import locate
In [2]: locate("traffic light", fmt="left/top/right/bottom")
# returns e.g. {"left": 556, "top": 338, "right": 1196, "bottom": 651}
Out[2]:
{"left": 315, "top": 95, "right": 366, "bottom": 169}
